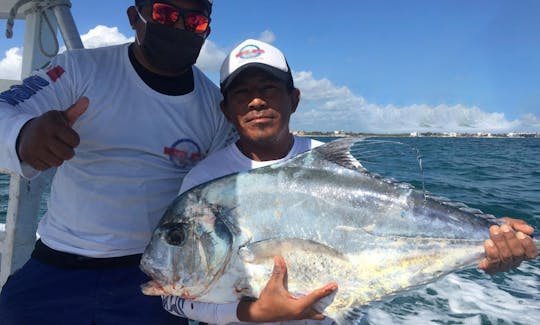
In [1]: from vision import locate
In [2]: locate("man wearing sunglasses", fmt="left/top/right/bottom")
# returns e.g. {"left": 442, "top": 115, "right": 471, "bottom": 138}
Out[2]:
{"left": 0, "top": 1, "right": 235, "bottom": 324}
{"left": 129, "top": 0, "right": 212, "bottom": 75}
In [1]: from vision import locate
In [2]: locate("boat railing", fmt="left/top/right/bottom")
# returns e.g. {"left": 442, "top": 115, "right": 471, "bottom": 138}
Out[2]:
{"left": 0, "top": 168, "right": 50, "bottom": 288}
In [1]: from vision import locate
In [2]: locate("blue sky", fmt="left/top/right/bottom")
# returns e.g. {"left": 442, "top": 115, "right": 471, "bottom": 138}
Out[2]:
{"left": 1, "top": 0, "right": 539, "bottom": 133}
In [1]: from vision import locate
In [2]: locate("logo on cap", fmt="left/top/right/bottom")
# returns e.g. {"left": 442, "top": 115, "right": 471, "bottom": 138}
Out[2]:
{"left": 236, "top": 44, "right": 265, "bottom": 59}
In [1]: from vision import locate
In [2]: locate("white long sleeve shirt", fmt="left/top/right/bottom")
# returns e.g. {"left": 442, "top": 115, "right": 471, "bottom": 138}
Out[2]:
{"left": 0, "top": 43, "right": 235, "bottom": 257}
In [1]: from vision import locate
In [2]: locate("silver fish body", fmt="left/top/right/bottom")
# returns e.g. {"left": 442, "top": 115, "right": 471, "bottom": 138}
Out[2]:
{"left": 141, "top": 138, "right": 518, "bottom": 323}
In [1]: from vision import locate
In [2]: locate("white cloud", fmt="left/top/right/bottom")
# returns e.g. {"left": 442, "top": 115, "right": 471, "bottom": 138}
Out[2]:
{"left": 0, "top": 47, "right": 23, "bottom": 80}
{"left": 80, "top": 25, "right": 133, "bottom": 49}
{"left": 1, "top": 25, "right": 538, "bottom": 133}
{"left": 197, "top": 39, "right": 227, "bottom": 72}
{"left": 258, "top": 30, "right": 276, "bottom": 44}
{"left": 1, "top": 25, "right": 133, "bottom": 80}
{"left": 292, "top": 70, "right": 534, "bottom": 133}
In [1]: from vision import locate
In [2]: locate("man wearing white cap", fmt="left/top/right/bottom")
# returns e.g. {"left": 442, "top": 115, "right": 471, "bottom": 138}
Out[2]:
{"left": 162, "top": 39, "right": 338, "bottom": 325}
{"left": 161, "top": 38, "right": 538, "bottom": 324}
{"left": 179, "top": 38, "right": 324, "bottom": 194}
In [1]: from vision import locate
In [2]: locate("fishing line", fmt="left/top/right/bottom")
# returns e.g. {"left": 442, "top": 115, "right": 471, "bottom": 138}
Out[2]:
{"left": 350, "top": 139, "right": 428, "bottom": 200}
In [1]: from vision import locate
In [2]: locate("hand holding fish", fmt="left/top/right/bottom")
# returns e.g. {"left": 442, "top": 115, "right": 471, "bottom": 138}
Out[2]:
{"left": 237, "top": 256, "right": 338, "bottom": 323}
{"left": 16, "top": 96, "right": 88, "bottom": 170}
{"left": 478, "top": 217, "right": 538, "bottom": 274}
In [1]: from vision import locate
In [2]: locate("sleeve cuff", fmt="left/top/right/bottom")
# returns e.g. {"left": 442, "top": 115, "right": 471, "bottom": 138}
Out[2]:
{"left": 2, "top": 113, "right": 41, "bottom": 179}
{"left": 20, "top": 162, "right": 41, "bottom": 179}
{"left": 215, "top": 302, "right": 240, "bottom": 324}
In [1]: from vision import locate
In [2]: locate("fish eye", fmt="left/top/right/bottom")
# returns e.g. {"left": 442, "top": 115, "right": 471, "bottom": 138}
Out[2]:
{"left": 165, "top": 224, "right": 186, "bottom": 246}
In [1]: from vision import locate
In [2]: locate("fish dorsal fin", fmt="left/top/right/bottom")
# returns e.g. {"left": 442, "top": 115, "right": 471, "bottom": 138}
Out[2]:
{"left": 270, "top": 137, "right": 423, "bottom": 192}
{"left": 272, "top": 137, "right": 367, "bottom": 172}
{"left": 312, "top": 137, "right": 366, "bottom": 170}
{"left": 279, "top": 137, "right": 428, "bottom": 192}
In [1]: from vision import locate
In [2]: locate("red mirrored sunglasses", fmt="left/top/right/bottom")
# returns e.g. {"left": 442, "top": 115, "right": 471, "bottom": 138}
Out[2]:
{"left": 151, "top": 2, "right": 210, "bottom": 34}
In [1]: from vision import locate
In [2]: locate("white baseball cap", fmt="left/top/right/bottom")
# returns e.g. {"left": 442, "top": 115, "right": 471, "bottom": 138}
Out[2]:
{"left": 220, "top": 39, "right": 293, "bottom": 92}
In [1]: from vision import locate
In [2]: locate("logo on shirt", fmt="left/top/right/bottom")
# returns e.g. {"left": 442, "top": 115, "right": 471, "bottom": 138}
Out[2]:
{"left": 164, "top": 139, "right": 205, "bottom": 169}
{"left": 46, "top": 65, "right": 65, "bottom": 81}
{"left": 0, "top": 75, "right": 50, "bottom": 106}
{"left": 235, "top": 44, "right": 265, "bottom": 59}
{"left": 0, "top": 65, "right": 65, "bottom": 105}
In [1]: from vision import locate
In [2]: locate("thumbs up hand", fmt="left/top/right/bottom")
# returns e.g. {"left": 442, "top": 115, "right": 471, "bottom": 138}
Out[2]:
{"left": 63, "top": 96, "right": 88, "bottom": 126}
{"left": 17, "top": 97, "right": 89, "bottom": 171}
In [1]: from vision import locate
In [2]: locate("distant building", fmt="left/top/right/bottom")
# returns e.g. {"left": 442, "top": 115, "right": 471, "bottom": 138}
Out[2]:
{"left": 442, "top": 132, "right": 457, "bottom": 137}
{"left": 476, "top": 132, "right": 492, "bottom": 137}
{"left": 507, "top": 132, "right": 536, "bottom": 138}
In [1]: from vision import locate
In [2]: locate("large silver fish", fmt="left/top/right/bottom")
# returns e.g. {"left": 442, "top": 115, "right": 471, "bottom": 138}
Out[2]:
{"left": 140, "top": 138, "right": 538, "bottom": 323}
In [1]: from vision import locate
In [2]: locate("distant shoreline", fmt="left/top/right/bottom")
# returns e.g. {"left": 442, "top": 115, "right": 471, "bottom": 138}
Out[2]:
{"left": 294, "top": 132, "right": 540, "bottom": 138}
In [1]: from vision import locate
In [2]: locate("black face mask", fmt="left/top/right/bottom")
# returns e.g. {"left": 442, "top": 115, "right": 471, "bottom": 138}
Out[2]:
{"left": 138, "top": 16, "right": 206, "bottom": 73}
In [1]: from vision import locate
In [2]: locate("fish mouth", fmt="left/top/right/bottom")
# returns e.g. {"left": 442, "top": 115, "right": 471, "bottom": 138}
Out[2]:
{"left": 140, "top": 280, "right": 200, "bottom": 299}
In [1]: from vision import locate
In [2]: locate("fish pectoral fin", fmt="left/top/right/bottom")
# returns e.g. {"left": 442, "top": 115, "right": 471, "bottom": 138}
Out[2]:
{"left": 239, "top": 238, "right": 345, "bottom": 263}
{"left": 311, "top": 288, "right": 337, "bottom": 313}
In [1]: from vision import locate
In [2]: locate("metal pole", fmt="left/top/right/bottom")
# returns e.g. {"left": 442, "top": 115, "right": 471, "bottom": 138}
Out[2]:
{"left": 52, "top": 3, "right": 83, "bottom": 50}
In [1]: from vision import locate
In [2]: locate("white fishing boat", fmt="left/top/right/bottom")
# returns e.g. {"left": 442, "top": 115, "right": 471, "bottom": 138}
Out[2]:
{"left": 0, "top": 0, "right": 83, "bottom": 290}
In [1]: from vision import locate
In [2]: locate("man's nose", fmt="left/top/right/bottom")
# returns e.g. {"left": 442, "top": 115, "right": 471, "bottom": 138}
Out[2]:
{"left": 248, "top": 96, "right": 267, "bottom": 110}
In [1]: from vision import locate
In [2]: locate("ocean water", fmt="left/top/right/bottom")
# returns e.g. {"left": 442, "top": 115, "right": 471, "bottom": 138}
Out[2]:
{"left": 0, "top": 173, "right": 8, "bottom": 223}
{"left": 1, "top": 137, "right": 539, "bottom": 324}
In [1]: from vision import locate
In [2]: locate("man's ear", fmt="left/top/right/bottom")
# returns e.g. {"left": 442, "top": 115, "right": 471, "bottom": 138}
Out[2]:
{"left": 290, "top": 88, "right": 300, "bottom": 114}
{"left": 127, "top": 6, "right": 139, "bottom": 28}
{"left": 220, "top": 100, "right": 232, "bottom": 122}
{"left": 205, "top": 26, "right": 212, "bottom": 39}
